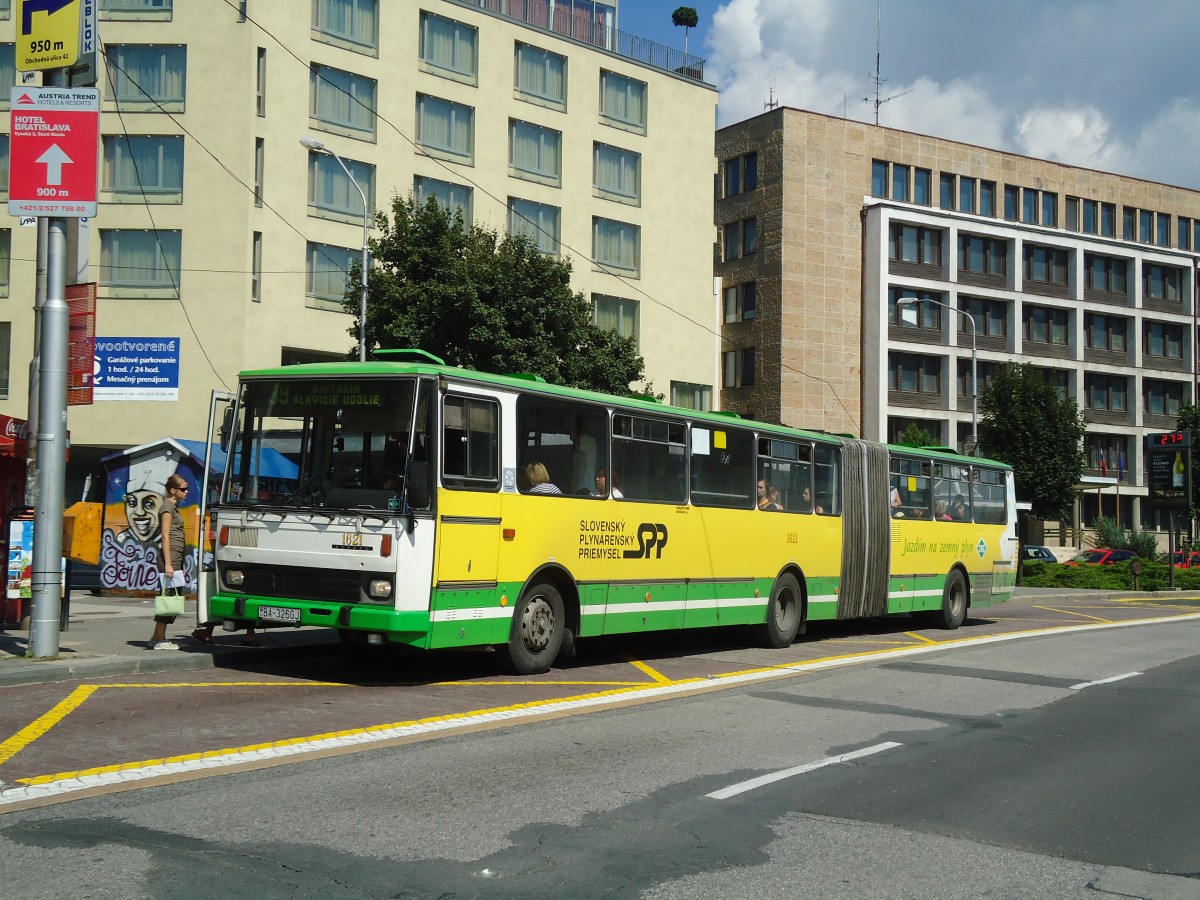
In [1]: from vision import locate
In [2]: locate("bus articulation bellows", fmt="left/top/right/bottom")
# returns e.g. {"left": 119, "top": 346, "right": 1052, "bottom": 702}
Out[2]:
{"left": 203, "top": 352, "right": 1017, "bottom": 674}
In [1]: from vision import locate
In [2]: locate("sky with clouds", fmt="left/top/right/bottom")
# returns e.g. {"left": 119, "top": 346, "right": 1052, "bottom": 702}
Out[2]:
{"left": 617, "top": 0, "right": 1200, "bottom": 190}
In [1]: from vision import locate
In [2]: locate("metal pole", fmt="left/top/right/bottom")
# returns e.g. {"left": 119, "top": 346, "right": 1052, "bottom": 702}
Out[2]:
{"left": 326, "top": 151, "right": 367, "bottom": 362}
{"left": 28, "top": 218, "right": 69, "bottom": 658}
{"left": 968, "top": 314, "right": 977, "bottom": 454}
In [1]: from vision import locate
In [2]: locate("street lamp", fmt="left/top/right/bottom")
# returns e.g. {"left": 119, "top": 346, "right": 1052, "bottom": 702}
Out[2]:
{"left": 895, "top": 295, "right": 977, "bottom": 454}
{"left": 300, "top": 135, "right": 369, "bottom": 362}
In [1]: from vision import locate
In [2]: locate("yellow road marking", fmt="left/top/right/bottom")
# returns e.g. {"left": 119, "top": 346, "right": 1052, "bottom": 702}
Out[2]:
{"left": 623, "top": 657, "right": 674, "bottom": 685}
{"left": 0, "top": 686, "right": 98, "bottom": 766}
{"left": 1036, "top": 606, "right": 1113, "bottom": 623}
{"left": 104, "top": 681, "right": 342, "bottom": 688}
{"left": 903, "top": 631, "right": 940, "bottom": 645}
{"left": 436, "top": 680, "right": 651, "bottom": 687}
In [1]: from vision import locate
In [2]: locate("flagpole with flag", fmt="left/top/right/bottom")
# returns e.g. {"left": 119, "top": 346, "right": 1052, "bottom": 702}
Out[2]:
{"left": 1116, "top": 448, "right": 1125, "bottom": 530}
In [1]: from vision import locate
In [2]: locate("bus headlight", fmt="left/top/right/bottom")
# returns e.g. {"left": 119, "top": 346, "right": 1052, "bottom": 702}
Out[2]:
{"left": 367, "top": 579, "right": 393, "bottom": 600}
{"left": 225, "top": 569, "right": 245, "bottom": 587}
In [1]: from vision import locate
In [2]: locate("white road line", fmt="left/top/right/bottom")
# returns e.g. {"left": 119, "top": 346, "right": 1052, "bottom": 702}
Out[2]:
{"left": 1070, "top": 671, "right": 1142, "bottom": 690}
{"left": 706, "top": 741, "right": 903, "bottom": 800}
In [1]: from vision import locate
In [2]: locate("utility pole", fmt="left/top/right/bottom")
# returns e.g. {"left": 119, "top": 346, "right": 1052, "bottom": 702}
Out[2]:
{"left": 12, "top": 0, "right": 100, "bottom": 657}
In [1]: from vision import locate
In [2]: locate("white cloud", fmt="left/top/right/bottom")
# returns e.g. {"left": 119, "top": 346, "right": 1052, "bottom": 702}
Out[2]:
{"left": 1015, "top": 107, "right": 1127, "bottom": 172}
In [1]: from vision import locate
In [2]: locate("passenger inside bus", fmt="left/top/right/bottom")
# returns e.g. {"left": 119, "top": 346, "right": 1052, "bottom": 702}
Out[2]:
{"left": 595, "top": 466, "right": 622, "bottom": 498}
{"left": 522, "top": 462, "right": 563, "bottom": 495}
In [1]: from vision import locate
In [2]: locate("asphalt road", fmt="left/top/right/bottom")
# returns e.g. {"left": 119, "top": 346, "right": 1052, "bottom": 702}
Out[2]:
{"left": 0, "top": 615, "right": 1197, "bottom": 898}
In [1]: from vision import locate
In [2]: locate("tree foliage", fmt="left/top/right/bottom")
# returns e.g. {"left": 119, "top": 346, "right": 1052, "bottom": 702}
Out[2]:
{"left": 977, "top": 362, "right": 1086, "bottom": 521}
{"left": 897, "top": 421, "right": 935, "bottom": 448}
{"left": 672, "top": 6, "right": 699, "bottom": 28}
{"left": 346, "top": 195, "right": 648, "bottom": 396}
{"left": 1175, "top": 402, "right": 1200, "bottom": 516}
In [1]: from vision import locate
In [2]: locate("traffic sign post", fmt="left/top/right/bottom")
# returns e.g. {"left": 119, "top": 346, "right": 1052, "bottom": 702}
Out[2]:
{"left": 7, "top": 86, "right": 99, "bottom": 218}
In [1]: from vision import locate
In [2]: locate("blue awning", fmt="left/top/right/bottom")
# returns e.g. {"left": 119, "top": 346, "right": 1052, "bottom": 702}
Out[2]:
{"left": 175, "top": 439, "right": 299, "bottom": 481}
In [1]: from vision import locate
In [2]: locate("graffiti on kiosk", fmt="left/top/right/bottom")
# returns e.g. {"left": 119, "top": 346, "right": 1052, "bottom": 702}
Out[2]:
{"left": 102, "top": 452, "right": 197, "bottom": 591}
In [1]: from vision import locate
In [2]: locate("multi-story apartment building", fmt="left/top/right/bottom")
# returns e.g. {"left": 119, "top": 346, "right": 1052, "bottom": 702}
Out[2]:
{"left": 0, "top": 0, "right": 718, "bottom": 486}
{"left": 717, "top": 106, "right": 1200, "bottom": 529}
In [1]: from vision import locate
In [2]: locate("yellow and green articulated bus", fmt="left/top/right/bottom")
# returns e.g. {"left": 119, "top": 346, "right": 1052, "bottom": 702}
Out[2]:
{"left": 203, "top": 351, "right": 1017, "bottom": 674}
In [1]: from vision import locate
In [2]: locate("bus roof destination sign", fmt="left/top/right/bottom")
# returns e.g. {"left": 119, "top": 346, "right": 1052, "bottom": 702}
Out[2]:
{"left": 17, "top": 0, "right": 83, "bottom": 71}
{"left": 8, "top": 86, "right": 99, "bottom": 218}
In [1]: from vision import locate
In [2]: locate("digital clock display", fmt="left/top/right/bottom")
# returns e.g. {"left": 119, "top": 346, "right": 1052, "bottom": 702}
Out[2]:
{"left": 1155, "top": 432, "right": 1185, "bottom": 445}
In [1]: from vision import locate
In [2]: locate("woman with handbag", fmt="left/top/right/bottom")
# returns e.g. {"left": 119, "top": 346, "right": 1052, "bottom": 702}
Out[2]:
{"left": 149, "top": 473, "right": 189, "bottom": 650}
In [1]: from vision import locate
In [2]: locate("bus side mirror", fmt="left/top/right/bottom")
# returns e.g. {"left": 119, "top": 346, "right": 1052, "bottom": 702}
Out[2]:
{"left": 406, "top": 460, "right": 431, "bottom": 510}
{"left": 219, "top": 407, "right": 234, "bottom": 452}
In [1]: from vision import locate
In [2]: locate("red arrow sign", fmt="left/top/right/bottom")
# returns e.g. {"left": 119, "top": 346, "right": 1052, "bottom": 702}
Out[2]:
{"left": 8, "top": 86, "right": 98, "bottom": 217}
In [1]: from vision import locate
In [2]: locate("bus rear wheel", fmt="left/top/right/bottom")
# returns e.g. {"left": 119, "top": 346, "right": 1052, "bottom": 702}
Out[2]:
{"left": 501, "top": 581, "right": 565, "bottom": 675}
{"left": 759, "top": 573, "right": 803, "bottom": 648}
{"left": 931, "top": 569, "right": 967, "bottom": 630}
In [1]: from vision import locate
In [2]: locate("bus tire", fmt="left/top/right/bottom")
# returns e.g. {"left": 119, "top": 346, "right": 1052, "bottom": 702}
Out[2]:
{"left": 759, "top": 573, "right": 803, "bottom": 648}
{"left": 934, "top": 569, "right": 968, "bottom": 630}
{"left": 501, "top": 581, "right": 565, "bottom": 675}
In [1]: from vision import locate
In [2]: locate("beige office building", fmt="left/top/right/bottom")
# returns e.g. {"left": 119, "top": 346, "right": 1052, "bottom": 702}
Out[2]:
{"left": 0, "top": 0, "right": 718, "bottom": 483}
{"left": 717, "top": 107, "right": 1200, "bottom": 528}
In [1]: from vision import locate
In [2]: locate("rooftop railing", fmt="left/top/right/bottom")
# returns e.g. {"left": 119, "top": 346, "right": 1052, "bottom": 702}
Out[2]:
{"left": 456, "top": 0, "right": 707, "bottom": 83}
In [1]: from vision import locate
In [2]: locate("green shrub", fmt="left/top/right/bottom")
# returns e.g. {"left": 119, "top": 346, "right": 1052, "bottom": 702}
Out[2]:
{"left": 1022, "top": 557, "right": 1200, "bottom": 591}
{"left": 1086, "top": 514, "right": 1159, "bottom": 562}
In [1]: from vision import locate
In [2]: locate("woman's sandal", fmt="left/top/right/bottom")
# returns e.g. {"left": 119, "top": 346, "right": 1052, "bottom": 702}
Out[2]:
{"left": 190, "top": 629, "right": 212, "bottom": 644}
{"left": 239, "top": 637, "right": 259, "bottom": 646}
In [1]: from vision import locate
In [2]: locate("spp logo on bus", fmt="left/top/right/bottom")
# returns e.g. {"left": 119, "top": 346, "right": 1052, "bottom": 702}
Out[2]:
{"left": 624, "top": 523, "right": 668, "bottom": 560}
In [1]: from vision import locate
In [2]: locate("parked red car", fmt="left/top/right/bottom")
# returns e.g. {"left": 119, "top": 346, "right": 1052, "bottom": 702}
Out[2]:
{"left": 1172, "top": 551, "right": 1200, "bottom": 569}
{"left": 1065, "top": 549, "right": 1136, "bottom": 566}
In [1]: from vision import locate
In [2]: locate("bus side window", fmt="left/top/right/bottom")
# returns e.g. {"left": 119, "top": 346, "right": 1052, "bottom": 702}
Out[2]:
{"left": 516, "top": 394, "right": 608, "bottom": 497}
{"left": 442, "top": 395, "right": 500, "bottom": 491}
{"left": 814, "top": 443, "right": 840, "bottom": 516}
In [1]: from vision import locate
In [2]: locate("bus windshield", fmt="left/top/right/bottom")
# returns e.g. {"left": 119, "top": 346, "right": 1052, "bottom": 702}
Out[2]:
{"left": 224, "top": 377, "right": 420, "bottom": 511}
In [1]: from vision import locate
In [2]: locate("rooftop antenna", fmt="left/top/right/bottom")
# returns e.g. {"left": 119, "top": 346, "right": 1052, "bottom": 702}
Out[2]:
{"left": 863, "top": 1, "right": 911, "bottom": 124}
{"left": 765, "top": 81, "right": 779, "bottom": 111}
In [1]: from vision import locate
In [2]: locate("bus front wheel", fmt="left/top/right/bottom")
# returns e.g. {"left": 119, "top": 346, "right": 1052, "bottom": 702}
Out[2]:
{"left": 501, "top": 581, "right": 565, "bottom": 675}
{"left": 759, "top": 573, "right": 803, "bottom": 648}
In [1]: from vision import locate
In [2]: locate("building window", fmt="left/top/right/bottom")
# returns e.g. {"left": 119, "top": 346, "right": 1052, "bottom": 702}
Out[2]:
{"left": 889, "top": 224, "right": 942, "bottom": 266}
{"left": 1003, "top": 185, "right": 1018, "bottom": 221}
{"left": 100, "top": 229, "right": 182, "bottom": 296}
{"left": 939, "top": 173, "right": 955, "bottom": 210}
{"left": 723, "top": 349, "right": 756, "bottom": 388}
{"left": 594, "top": 142, "right": 639, "bottom": 201}
{"left": 1023, "top": 244, "right": 1068, "bottom": 285}
{"left": 958, "top": 176, "right": 975, "bottom": 214}
{"left": 888, "top": 288, "right": 942, "bottom": 329}
{"left": 1041, "top": 192, "right": 1058, "bottom": 227}
{"left": 1144, "top": 321, "right": 1183, "bottom": 360}
{"left": 307, "top": 151, "right": 375, "bottom": 218}
{"left": 1022, "top": 188, "right": 1038, "bottom": 225}
{"left": 251, "top": 232, "right": 262, "bottom": 303}
{"left": 508, "top": 197, "right": 560, "bottom": 256}
{"left": 1157, "top": 213, "right": 1171, "bottom": 247}
{"left": 514, "top": 43, "right": 566, "bottom": 109}
{"left": 1144, "top": 264, "right": 1182, "bottom": 301}
{"left": 102, "top": 134, "right": 183, "bottom": 199}
{"left": 414, "top": 175, "right": 472, "bottom": 222}
{"left": 1085, "top": 254, "right": 1127, "bottom": 294}
{"left": 0, "top": 321, "right": 8, "bottom": 399}
{"left": 416, "top": 94, "right": 474, "bottom": 162}
{"left": 599, "top": 69, "right": 647, "bottom": 132}
{"left": 593, "top": 293, "right": 638, "bottom": 344}
{"left": 509, "top": 120, "right": 561, "bottom": 185}
{"left": 419, "top": 11, "right": 476, "bottom": 81}
{"left": 1082, "top": 199, "right": 1098, "bottom": 234}
{"left": 1085, "top": 313, "right": 1127, "bottom": 352}
{"left": 1145, "top": 379, "right": 1186, "bottom": 416}
{"left": 959, "top": 235, "right": 1007, "bottom": 276}
{"left": 310, "top": 64, "right": 376, "bottom": 137}
{"left": 1123, "top": 207, "right": 1135, "bottom": 240}
{"left": 723, "top": 218, "right": 757, "bottom": 261}
{"left": 102, "top": 0, "right": 172, "bottom": 17}
{"left": 888, "top": 352, "right": 941, "bottom": 394}
{"left": 671, "top": 381, "right": 712, "bottom": 411}
{"left": 1139, "top": 209, "right": 1153, "bottom": 243}
{"left": 256, "top": 47, "right": 266, "bottom": 115}
{"left": 105, "top": 45, "right": 187, "bottom": 109}
{"left": 1065, "top": 196, "right": 1079, "bottom": 231}
{"left": 914, "top": 168, "right": 932, "bottom": 206}
{"left": 0, "top": 44, "right": 14, "bottom": 109}
{"left": 593, "top": 217, "right": 640, "bottom": 276}
{"left": 723, "top": 282, "right": 756, "bottom": 323}
{"left": 1179, "top": 217, "right": 1192, "bottom": 251}
{"left": 725, "top": 151, "right": 758, "bottom": 197}
{"left": 0, "top": 229, "right": 9, "bottom": 296}
{"left": 979, "top": 180, "right": 996, "bottom": 217}
{"left": 960, "top": 297, "right": 1007, "bottom": 339}
{"left": 1023, "top": 305, "right": 1068, "bottom": 345}
{"left": 0, "top": 134, "right": 6, "bottom": 195}
{"left": 871, "top": 160, "right": 887, "bottom": 198}
{"left": 892, "top": 164, "right": 910, "bottom": 202}
{"left": 1100, "top": 202, "right": 1114, "bottom": 237}
{"left": 958, "top": 359, "right": 997, "bottom": 398}
{"left": 305, "top": 241, "right": 356, "bottom": 303}
{"left": 254, "top": 137, "right": 264, "bottom": 206}
{"left": 1085, "top": 374, "right": 1127, "bottom": 412}
{"left": 313, "top": 0, "right": 378, "bottom": 50}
